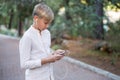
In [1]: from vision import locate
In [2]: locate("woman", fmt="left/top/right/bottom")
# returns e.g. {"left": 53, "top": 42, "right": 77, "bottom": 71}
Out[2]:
{"left": 19, "top": 3, "right": 65, "bottom": 80}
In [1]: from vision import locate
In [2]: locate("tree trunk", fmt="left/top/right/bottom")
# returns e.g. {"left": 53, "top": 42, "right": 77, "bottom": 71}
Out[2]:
{"left": 8, "top": 9, "right": 14, "bottom": 29}
{"left": 18, "top": 17, "right": 23, "bottom": 36}
{"left": 95, "top": 0, "right": 104, "bottom": 40}
{"left": 64, "top": 0, "right": 72, "bottom": 20}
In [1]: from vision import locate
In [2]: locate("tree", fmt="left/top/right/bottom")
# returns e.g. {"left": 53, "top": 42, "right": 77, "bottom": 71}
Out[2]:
{"left": 0, "top": 0, "right": 120, "bottom": 38}
{"left": 95, "top": 0, "right": 104, "bottom": 39}
{"left": 16, "top": 0, "right": 41, "bottom": 36}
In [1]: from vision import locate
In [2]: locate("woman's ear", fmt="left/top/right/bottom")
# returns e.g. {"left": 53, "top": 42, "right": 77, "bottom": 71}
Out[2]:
{"left": 36, "top": 19, "right": 38, "bottom": 22}
{"left": 33, "top": 15, "right": 38, "bottom": 21}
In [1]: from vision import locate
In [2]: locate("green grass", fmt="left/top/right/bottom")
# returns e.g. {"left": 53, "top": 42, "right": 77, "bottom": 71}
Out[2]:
{"left": 51, "top": 44, "right": 62, "bottom": 50}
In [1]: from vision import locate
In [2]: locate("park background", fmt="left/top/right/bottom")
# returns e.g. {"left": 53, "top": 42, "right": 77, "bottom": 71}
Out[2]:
{"left": 0, "top": 0, "right": 120, "bottom": 75}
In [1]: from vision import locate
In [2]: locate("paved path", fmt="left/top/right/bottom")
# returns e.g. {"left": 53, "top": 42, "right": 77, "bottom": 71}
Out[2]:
{"left": 0, "top": 35, "right": 112, "bottom": 80}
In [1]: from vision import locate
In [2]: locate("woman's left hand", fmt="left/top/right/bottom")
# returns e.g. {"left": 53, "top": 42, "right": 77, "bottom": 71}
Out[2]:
{"left": 53, "top": 49, "right": 65, "bottom": 55}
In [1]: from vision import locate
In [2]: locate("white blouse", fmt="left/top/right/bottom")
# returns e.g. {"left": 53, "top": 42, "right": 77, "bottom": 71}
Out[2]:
{"left": 19, "top": 26, "right": 54, "bottom": 80}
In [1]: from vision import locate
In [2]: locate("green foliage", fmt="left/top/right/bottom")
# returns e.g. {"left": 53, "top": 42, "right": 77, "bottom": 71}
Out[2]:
{"left": 50, "top": 16, "right": 66, "bottom": 39}
{"left": 0, "top": 0, "right": 40, "bottom": 25}
{"left": 0, "top": 0, "right": 120, "bottom": 38}
{"left": 105, "top": 20, "right": 120, "bottom": 52}
{"left": 0, "top": 28, "right": 17, "bottom": 36}
{"left": 51, "top": 44, "right": 62, "bottom": 50}
{"left": 105, "top": 20, "right": 120, "bottom": 62}
{"left": 48, "top": 0, "right": 99, "bottom": 38}
{"left": 111, "top": 52, "right": 120, "bottom": 65}
{"left": 48, "top": 0, "right": 120, "bottom": 39}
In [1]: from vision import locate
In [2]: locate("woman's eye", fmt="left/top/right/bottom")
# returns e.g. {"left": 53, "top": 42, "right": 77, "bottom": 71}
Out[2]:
{"left": 44, "top": 22, "right": 48, "bottom": 24}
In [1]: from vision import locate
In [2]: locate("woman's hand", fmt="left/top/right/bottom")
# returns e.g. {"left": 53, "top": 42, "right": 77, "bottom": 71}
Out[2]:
{"left": 48, "top": 53, "right": 64, "bottom": 62}
{"left": 41, "top": 53, "right": 64, "bottom": 65}
{"left": 53, "top": 49, "right": 65, "bottom": 55}
{"left": 53, "top": 49, "right": 70, "bottom": 56}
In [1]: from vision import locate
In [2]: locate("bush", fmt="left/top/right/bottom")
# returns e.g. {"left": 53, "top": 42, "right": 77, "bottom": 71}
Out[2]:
{"left": 105, "top": 20, "right": 120, "bottom": 52}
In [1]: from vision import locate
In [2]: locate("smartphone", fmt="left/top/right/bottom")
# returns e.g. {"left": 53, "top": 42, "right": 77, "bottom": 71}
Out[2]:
{"left": 59, "top": 50, "right": 69, "bottom": 55}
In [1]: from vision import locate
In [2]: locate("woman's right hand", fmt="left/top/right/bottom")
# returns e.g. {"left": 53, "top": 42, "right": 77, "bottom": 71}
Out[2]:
{"left": 48, "top": 54, "right": 64, "bottom": 63}
{"left": 41, "top": 51, "right": 64, "bottom": 65}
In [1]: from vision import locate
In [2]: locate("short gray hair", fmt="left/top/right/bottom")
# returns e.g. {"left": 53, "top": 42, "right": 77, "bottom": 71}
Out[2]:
{"left": 32, "top": 3, "right": 54, "bottom": 22}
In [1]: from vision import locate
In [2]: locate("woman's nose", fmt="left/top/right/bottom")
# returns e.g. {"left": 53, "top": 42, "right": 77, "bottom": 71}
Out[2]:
{"left": 46, "top": 25, "right": 49, "bottom": 28}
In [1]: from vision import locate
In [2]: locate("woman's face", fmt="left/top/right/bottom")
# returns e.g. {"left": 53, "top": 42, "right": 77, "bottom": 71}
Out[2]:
{"left": 34, "top": 16, "right": 50, "bottom": 31}
{"left": 37, "top": 18, "right": 50, "bottom": 31}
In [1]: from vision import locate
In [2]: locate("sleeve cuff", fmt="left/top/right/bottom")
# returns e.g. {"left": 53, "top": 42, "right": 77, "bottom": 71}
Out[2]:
{"left": 35, "top": 59, "right": 42, "bottom": 67}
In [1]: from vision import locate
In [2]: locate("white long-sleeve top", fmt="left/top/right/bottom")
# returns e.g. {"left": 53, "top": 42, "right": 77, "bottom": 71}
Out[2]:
{"left": 19, "top": 26, "right": 54, "bottom": 80}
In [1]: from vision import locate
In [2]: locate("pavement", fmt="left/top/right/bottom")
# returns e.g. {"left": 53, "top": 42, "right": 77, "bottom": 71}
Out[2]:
{"left": 0, "top": 34, "right": 119, "bottom": 80}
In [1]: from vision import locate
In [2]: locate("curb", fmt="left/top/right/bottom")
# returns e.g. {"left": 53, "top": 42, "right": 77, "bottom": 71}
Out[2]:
{"left": 63, "top": 56, "right": 120, "bottom": 80}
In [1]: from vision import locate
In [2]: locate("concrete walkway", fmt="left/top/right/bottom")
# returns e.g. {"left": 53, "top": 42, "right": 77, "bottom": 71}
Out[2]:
{"left": 0, "top": 34, "right": 112, "bottom": 80}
